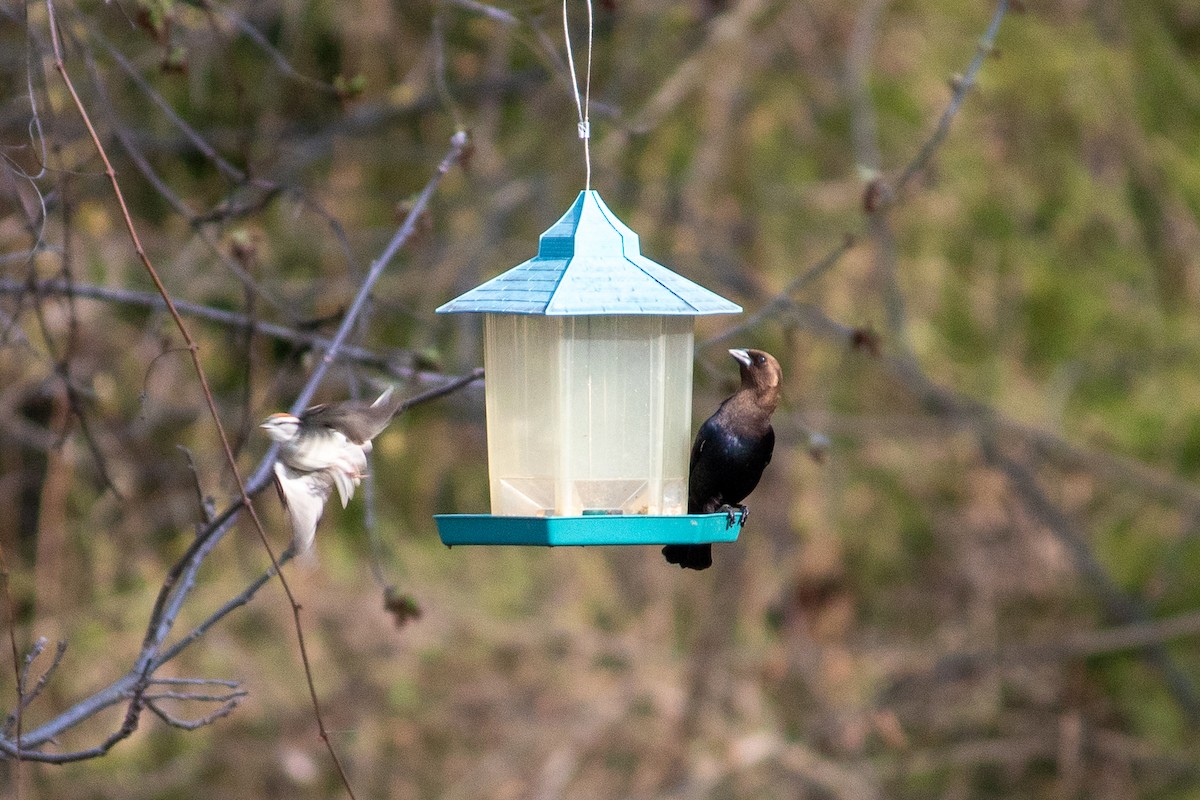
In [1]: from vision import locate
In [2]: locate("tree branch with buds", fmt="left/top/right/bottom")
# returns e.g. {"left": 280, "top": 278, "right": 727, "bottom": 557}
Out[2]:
{"left": 0, "top": 19, "right": 475, "bottom": 771}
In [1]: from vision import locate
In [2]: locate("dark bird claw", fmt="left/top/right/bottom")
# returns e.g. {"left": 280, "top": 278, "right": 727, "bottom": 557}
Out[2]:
{"left": 721, "top": 504, "right": 749, "bottom": 528}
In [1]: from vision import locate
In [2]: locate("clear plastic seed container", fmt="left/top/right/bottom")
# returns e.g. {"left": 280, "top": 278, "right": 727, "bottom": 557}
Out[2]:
{"left": 484, "top": 312, "right": 692, "bottom": 517}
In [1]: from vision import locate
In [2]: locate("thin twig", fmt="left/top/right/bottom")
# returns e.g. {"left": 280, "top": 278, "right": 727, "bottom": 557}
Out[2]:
{"left": 706, "top": 1, "right": 1010, "bottom": 349}
{"left": 142, "top": 689, "right": 247, "bottom": 703}
{"left": 444, "top": 0, "right": 520, "bottom": 26}
{"left": 849, "top": 0, "right": 907, "bottom": 346}
{"left": 395, "top": 367, "right": 485, "bottom": 414}
{"left": 87, "top": 32, "right": 246, "bottom": 182}
{"left": 0, "top": 540, "right": 23, "bottom": 791}
{"left": 983, "top": 441, "right": 1200, "bottom": 727}
{"left": 291, "top": 130, "right": 471, "bottom": 412}
{"left": 701, "top": 235, "right": 857, "bottom": 349}
{"left": 205, "top": 0, "right": 340, "bottom": 93}
{"left": 148, "top": 677, "right": 242, "bottom": 687}
{"left": 79, "top": 16, "right": 356, "bottom": 306}
{"left": 0, "top": 700, "right": 144, "bottom": 764}
{"left": 894, "top": 608, "right": 1200, "bottom": 692}
{"left": 145, "top": 697, "right": 243, "bottom": 731}
{"left": 151, "top": 368, "right": 481, "bottom": 669}
{"left": 0, "top": 278, "right": 436, "bottom": 384}
{"left": 433, "top": 10, "right": 467, "bottom": 133}
{"left": 177, "top": 446, "right": 216, "bottom": 526}
{"left": 45, "top": 7, "right": 352, "bottom": 791}
{"left": 892, "top": 0, "right": 1009, "bottom": 198}
{"left": 22, "top": 175, "right": 126, "bottom": 496}
{"left": 3, "top": 640, "right": 66, "bottom": 737}
{"left": 75, "top": 36, "right": 293, "bottom": 317}
{"left": 3, "top": 131, "right": 473, "bottom": 764}
{"left": 152, "top": 554, "right": 283, "bottom": 671}
{"left": 17, "top": 640, "right": 47, "bottom": 694}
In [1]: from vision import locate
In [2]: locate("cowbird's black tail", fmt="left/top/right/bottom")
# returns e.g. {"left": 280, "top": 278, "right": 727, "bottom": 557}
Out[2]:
{"left": 662, "top": 543, "right": 712, "bottom": 570}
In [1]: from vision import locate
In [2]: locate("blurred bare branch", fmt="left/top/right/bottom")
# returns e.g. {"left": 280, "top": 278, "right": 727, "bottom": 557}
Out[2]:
{"left": 2, "top": 638, "right": 66, "bottom": 739}
{"left": 0, "top": 79, "right": 473, "bottom": 769}
{"left": 205, "top": 0, "right": 341, "bottom": 94}
{"left": 145, "top": 695, "right": 244, "bottom": 731}
{"left": 0, "top": 278, "right": 435, "bottom": 384}
{"left": 892, "top": 0, "right": 1010, "bottom": 198}
{"left": 983, "top": 441, "right": 1200, "bottom": 724}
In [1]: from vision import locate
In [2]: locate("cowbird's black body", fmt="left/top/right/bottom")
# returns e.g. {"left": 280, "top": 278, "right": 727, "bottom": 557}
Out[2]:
{"left": 688, "top": 414, "right": 776, "bottom": 514}
{"left": 664, "top": 348, "right": 781, "bottom": 570}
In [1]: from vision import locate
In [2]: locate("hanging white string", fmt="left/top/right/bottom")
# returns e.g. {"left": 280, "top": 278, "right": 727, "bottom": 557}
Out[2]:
{"left": 562, "top": 0, "right": 593, "bottom": 190}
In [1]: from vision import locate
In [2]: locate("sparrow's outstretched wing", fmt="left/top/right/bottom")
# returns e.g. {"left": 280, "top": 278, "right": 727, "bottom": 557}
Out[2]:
{"left": 302, "top": 386, "right": 403, "bottom": 444}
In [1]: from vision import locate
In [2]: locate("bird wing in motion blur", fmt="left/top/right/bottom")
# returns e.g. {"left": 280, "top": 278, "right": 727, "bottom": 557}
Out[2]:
{"left": 262, "top": 386, "right": 401, "bottom": 554}
{"left": 664, "top": 348, "right": 781, "bottom": 571}
{"left": 300, "top": 386, "right": 404, "bottom": 446}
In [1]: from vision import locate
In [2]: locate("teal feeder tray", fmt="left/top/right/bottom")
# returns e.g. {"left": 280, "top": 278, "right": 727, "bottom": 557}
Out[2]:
{"left": 434, "top": 512, "right": 744, "bottom": 547}
{"left": 434, "top": 191, "right": 741, "bottom": 547}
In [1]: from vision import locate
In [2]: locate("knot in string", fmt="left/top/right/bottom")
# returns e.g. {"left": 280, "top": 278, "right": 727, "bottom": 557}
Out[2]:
{"left": 562, "top": 0, "right": 593, "bottom": 189}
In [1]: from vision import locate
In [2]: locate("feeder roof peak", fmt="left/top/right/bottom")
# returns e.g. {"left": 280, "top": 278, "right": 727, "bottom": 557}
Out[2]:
{"left": 437, "top": 191, "right": 741, "bottom": 316}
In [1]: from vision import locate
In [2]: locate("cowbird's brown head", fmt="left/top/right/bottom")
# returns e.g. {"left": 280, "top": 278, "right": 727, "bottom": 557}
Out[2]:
{"left": 730, "top": 348, "right": 782, "bottom": 411}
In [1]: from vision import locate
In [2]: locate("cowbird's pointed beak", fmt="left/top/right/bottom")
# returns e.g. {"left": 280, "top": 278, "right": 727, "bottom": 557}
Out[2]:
{"left": 729, "top": 348, "right": 752, "bottom": 367}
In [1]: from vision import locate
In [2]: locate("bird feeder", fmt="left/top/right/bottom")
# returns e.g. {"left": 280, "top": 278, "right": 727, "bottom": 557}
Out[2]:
{"left": 434, "top": 191, "right": 742, "bottom": 546}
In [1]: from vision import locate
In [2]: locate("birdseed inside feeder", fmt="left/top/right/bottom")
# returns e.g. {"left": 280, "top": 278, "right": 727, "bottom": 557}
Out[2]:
{"left": 434, "top": 191, "right": 742, "bottom": 546}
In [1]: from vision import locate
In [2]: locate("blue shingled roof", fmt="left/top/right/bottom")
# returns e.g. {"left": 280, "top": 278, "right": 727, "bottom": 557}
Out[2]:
{"left": 436, "top": 191, "right": 742, "bottom": 316}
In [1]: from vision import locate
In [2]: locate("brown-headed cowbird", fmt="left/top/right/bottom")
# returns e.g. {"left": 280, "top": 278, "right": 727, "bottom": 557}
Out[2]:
{"left": 663, "top": 348, "right": 781, "bottom": 570}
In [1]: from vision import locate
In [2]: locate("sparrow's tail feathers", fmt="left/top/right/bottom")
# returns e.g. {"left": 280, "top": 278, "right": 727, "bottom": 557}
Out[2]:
{"left": 371, "top": 386, "right": 396, "bottom": 409}
{"left": 331, "top": 468, "right": 359, "bottom": 508}
{"left": 374, "top": 385, "right": 407, "bottom": 418}
{"left": 274, "top": 462, "right": 331, "bottom": 554}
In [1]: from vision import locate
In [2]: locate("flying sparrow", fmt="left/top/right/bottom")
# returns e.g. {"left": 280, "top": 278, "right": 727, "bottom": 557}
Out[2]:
{"left": 260, "top": 386, "right": 404, "bottom": 553}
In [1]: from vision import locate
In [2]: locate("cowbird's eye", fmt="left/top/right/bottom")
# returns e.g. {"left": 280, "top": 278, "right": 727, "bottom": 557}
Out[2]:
{"left": 754, "top": 354, "right": 766, "bottom": 365}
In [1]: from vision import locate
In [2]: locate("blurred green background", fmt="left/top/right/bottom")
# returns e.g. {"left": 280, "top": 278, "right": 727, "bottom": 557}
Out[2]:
{"left": 3, "top": 0, "right": 1200, "bottom": 797}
